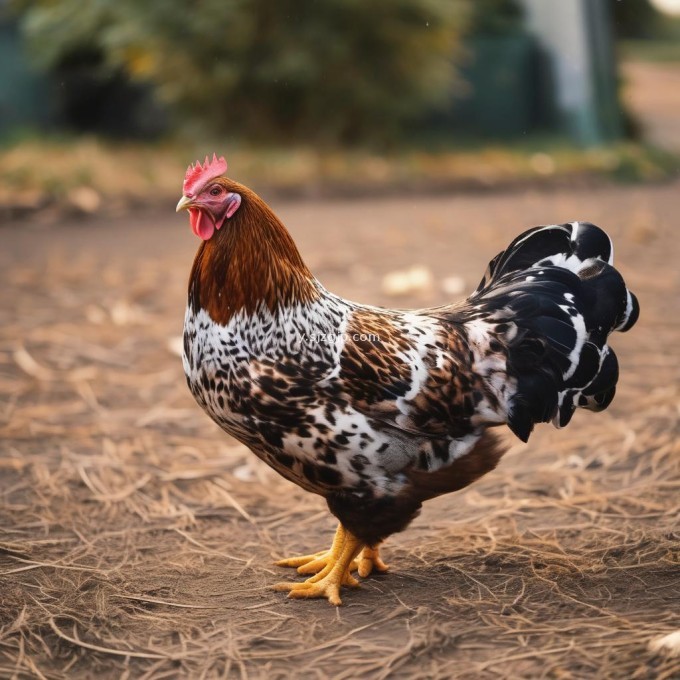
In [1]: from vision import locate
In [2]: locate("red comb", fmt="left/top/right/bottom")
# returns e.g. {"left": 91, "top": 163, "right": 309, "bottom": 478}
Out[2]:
{"left": 183, "top": 153, "right": 228, "bottom": 195}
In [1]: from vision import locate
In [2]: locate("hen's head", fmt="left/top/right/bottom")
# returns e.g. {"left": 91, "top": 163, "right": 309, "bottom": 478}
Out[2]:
{"left": 176, "top": 154, "right": 241, "bottom": 240}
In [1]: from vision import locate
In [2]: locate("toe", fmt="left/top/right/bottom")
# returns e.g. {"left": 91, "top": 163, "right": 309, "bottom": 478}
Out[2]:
{"left": 296, "top": 555, "right": 330, "bottom": 575}
{"left": 279, "top": 581, "right": 343, "bottom": 605}
{"left": 357, "top": 559, "right": 372, "bottom": 578}
{"left": 343, "top": 572, "right": 361, "bottom": 588}
{"left": 272, "top": 581, "right": 298, "bottom": 592}
{"left": 275, "top": 551, "right": 326, "bottom": 568}
{"left": 373, "top": 556, "right": 389, "bottom": 573}
{"left": 292, "top": 584, "right": 341, "bottom": 606}
{"left": 357, "top": 546, "right": 390, "bottom": 577}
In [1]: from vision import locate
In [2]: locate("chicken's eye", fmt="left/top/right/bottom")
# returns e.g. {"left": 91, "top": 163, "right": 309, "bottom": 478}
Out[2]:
{"left": 209, "top": 186, "right": 221, "bottom": 196}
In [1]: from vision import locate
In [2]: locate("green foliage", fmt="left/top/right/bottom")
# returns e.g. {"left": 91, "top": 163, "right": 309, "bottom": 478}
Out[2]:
{"left": 610, "top": 0, "right": 678, "bottom": 40}
{"left": 466, "top": 0, "right": 524, "bottom": 37}
{"left": 16, "top": 0, "right": 467, "bottom": 145}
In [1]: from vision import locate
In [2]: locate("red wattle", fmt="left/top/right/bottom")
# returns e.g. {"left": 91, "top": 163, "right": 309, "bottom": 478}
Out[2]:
{"left": 189, "top": 208, "right": 215, "bottom": 241}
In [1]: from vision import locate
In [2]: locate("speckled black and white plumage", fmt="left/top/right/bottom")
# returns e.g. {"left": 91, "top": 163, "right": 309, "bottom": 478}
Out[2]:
{"left": 183, "top": 216, "right": 638, "bottom": 545}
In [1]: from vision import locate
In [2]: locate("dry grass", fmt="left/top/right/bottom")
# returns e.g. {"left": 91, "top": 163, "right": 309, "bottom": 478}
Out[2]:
{"left": 1, "top": 181, "right": 679, "bottom": 679}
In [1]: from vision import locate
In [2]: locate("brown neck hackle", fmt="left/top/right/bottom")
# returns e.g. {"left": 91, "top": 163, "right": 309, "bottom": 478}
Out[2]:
{"left": 188, "top": 179, "right": 318, "bottom": 324}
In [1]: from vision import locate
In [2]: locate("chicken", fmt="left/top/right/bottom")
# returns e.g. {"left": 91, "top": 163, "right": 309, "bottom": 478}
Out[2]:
{"left": 176, "top": 154, "right": 639, "bottom": 605}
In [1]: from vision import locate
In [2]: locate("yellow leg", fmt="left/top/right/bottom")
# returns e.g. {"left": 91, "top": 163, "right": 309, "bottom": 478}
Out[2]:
{"left": 277, "top": 524, "right": 389, "bottom": 578}
{"left": 273, "top": 527, "right": 364, "bottom": 605}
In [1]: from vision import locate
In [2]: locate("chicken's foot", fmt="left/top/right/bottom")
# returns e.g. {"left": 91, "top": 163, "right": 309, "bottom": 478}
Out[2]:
{"left": 273, "top": 526, "right": 364, "bottom": 605}
{"left": 276, "top": 523, "right": 389, "bottom": 578}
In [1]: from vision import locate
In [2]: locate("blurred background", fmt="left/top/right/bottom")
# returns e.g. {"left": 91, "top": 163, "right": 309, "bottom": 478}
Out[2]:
{"left": 0, "top": 0, "right": 679, "bottom": 212}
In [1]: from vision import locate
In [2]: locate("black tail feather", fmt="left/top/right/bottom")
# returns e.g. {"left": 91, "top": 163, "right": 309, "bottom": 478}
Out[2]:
{"left": 467, "top": 221, "right": 639, "bottom": 442}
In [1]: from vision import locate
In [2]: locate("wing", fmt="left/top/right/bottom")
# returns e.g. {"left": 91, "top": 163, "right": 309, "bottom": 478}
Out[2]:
{"left": 336, "top": 306, "right": 502, "bottom": 448}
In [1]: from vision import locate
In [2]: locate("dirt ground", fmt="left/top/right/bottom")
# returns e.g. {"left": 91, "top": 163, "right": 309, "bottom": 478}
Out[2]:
{"left": 1, "top": 169, "right": 679, "bottom": 678}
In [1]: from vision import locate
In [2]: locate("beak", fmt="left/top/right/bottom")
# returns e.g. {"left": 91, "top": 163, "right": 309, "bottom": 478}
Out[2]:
{"left": 176, "top": 195, "right": 193, "bottom": 213}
